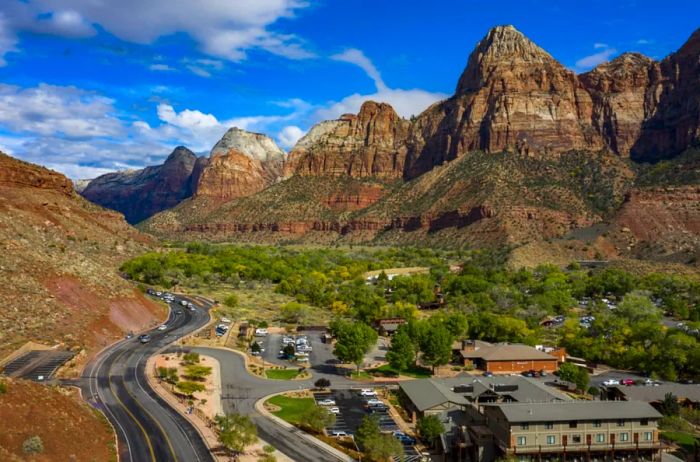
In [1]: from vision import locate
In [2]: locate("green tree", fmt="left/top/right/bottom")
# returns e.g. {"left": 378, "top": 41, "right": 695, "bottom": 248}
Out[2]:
{"left": 419, "top": 323, "right": 453, "bottom": 372}
{"left": 386, "top": 327, "right": 415, "bottom": 371}
{"left": 364, "top": 434, "right": 404, "bottom": 462}
{"left": 355, "top": 415, "right": 381, "bottom": 449}
{"left": 557, "top": 362, "right": 589, "bottom": 391}
{"left": 251, "top": 341, "right": 262, "bottom": 354}
{"left": 282, "top": 344, "right": 295, "bottom": 358}
{"left": 157, "top": 366, "right": 179, "bottom": 384}
{"left": 332, "top": 321, "right": 378, "bottom": 372}
{"left": 660, "top": 393, "right": 680, "bottom": 416}
{"left": 314, "top": 378, "right": 331, "bottom": 389}
{"left": 300, "top": 405, "right": 336, "bottom": 433}
{"left": 216, "top": 413, "right": 258, "bottom": 455}
{"left": 0, "top": 380, "right": 7, "bottom": 394}
{"left": 224, "top": 294, "right": 239, "bottom": 308}
{"left": 182, "top": 352, "right": 200, "bottom": 364}
{"left": 175, "top": 380, "right": 205, "bottom": 397}
{"left": 22, "top": 436, "right": 44, "bottom": 454}
{"left": 279, "top": 302, "right": 310, "bottom": 324}
{"left": 617, "top": 292, "right": 661, "bottom": 323}
{"left": 183, "top": 364, "right": 212, "bottom": 381}
{"left": 417, "top": 415, "right": 445, "bottom": 446}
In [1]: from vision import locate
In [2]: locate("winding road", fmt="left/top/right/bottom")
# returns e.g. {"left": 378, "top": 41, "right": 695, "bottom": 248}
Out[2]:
{"left": 80, "top": 295, "right": 214, "bottom": 462}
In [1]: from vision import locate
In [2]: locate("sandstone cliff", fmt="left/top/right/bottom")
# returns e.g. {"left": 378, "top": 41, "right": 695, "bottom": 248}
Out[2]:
{"left": 195, "top": 127, "right": 285, "bottom": 200}
{"left": 81, "top": 146, "right": 198, "bottom": 224}
{"left": 285, "top": 101, "right": 410, "bottom": 178}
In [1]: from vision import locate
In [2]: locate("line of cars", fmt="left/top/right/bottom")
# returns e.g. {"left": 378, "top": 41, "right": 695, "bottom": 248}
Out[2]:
{"left": 278, "top": 335, "right": 312, "bottom": 363}
{"left": 602, "top": 378, "right": 663, "bottom": 387}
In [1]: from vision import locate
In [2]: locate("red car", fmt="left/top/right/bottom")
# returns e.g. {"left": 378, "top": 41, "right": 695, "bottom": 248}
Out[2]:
{"left": 621, "top": 378, "right": 635, "bottom": 386}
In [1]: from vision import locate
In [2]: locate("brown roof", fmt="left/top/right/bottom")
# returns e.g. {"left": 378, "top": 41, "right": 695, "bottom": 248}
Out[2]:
{"left": 461, "top": 343, "right": 557, "bottom": 362}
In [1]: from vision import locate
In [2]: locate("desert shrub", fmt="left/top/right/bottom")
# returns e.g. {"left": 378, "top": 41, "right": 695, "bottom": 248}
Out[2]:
{"left": 23, "top": 436, "right": 44, "bottom": 454}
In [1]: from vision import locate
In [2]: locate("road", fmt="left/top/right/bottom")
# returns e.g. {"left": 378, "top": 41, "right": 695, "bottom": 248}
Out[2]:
{"left": 80, "top": 295, "right": 214, "bottom": 462}
{"left": 190, "top": 345, "right": 357, "bottom": 462}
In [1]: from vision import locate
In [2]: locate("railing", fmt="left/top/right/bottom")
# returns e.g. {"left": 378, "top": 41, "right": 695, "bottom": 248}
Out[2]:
{"left": 508, "top": 441, "right": 662, "bottom": 454}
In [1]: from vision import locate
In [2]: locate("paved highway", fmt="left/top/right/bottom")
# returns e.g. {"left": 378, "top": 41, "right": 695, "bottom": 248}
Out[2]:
{"left": 81, "top": 295, "right": 214, "bottom": 462}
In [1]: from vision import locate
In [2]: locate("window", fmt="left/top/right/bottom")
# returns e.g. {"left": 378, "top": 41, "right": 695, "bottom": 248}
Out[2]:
{"left": 593, "top": 420, "right": 602, "bottom": 428}
{"left": 643, "top": 432, "right": 653, "bottom": 441}
{"left": 520, "top": 423, "right": 529, "bottom": 430}
{"left": 544, "top": 422, "right": 554, "bottom": 430}
{"left": 640, "top": 419, "right": 648, "bottom": 426}
{"left": 569, "top": 421, "right": 578, "bottom": 429}
{"left": 546, "top": 435, "right": 556, "bottom": 445}
{"left": 596, "top": 434, "right": 606, "bottom": 443}
{"left": 572, "top": 435, "right": 582, "bottom": 444}
{"left": 617, "top": 420, "right": 626, "bottom": 427}
{"left": 517, "top": 436, "right": 527, "bottom": 446}
{"left": 620, "top": 433, "right": 629, "bottom": 442}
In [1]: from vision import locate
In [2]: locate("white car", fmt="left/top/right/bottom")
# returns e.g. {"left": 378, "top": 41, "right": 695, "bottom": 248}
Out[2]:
{"left": 180, "top": 300, "right": 188, "bottom": 306}
{"left": 359, "top": 389, "right": 377, "bottom": 397}
{"left": 221, "top": 317, "right": 232, "bottom": 324}
{"left": 317, "top": 399, "right": 336, "bottom": 406}
{"left": 330, "top": 430, "right": 347, "bottom": 437}
{"left": 255, "top": 328, "right": 268, "bottom": 336}
{"left": 366, "top": 399, "right": 383, "bottom": 406}
{"left": 157, "top": 324, "right": 167, "bottom": 331}
{"left": 329, "top": 407, "right": 341, "bottom": 414}
{"left": 602, "top": 379, "right": 620, "bottom": 386}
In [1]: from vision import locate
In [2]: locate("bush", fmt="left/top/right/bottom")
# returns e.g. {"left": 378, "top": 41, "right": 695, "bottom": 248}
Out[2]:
{"left": 314, "top": 378, "right": 331, "bottom": 389}
{"left": 23, "top": 436, "right": 44, "bottom": 454}
{"left": 224, "top": 294, "right": 239, "bottom": 308}
{"left": 660, "top": 415, "right": 694, "bottom": 433}
{"left": 0, "top": 381, "right": 7, "bottom": 394}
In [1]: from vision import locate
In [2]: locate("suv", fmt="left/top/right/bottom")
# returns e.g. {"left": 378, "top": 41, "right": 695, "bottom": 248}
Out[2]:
{"left": 359, "top": 389, "right": 377, "bottom": 397}
{"left": 138, "top": 334, "right": 151, "bottom": 344}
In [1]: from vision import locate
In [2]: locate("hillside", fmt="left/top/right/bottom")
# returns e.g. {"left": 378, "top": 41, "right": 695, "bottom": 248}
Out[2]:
{"left": 0, "top": 152, "right": 164, "bottom": 361}
{"left": 0, "top": 378, "right": 115, "bottom": 461}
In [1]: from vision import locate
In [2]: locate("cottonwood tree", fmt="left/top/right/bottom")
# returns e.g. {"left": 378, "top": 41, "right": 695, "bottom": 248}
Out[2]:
{"left": 216, "top": 413, "right": 258, "bottom": 456}
{"left": 386, "top": 327, "right": 415, "bottom": 371}
{"left": 331, "top": 320, "right": 378, "bottom": 373}
{"left": 419, "top": 323, "right": 453, "bottom": 372}
{"left": 300, "top": 405, "right": 336, "bottom": 433}
{"left": 417, "top": 415, "right": 445, "bottom": 447}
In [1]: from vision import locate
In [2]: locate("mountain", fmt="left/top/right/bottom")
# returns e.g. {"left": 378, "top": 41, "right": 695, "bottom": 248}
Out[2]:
{"left": 81, "top": 146, "right": 198, "bottom": 224}
{"left": 0, "top": 152, "right": 163, "bottom": 362}
{"left": 140, "top": 25, "right": 700, "bottom": 262}
{"left": 194, "top": 127, "right": 285, "bottom": 200}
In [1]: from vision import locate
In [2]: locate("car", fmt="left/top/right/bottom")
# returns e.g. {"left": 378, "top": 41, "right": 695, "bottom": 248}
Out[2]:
{"left": 138, "top": 334, "right": 151, "bottom": 343}
{"left": 155, "top": 291, "right": 162, "bottom": 296}
{"left": 329, "top": 430, "right": 348, "bottom": 437}
{"left": 158, "top": 324, "right": 167, "bottom": 331}
{"left": 296, "top": 357, "right": 309, "bottom": 363}
{"left": 221, "top": 317, "right": 232, "bottom": 324}
{"left": 393, "top": 432, "right": 416, "bottom": 445}
{"left": 602, "top": 379, "right": 620, "bottom": 386}
{"left": 189, "top": 305, "right": 196, "bottom": 312}
{"left": 180, "top": 300, "right": 188, "bottom": 306}
{"left": 366, "top": 399, "right": 383, "bottom": 406}
{"left": 359, "top": 389, "right": 377, "bottom": 397}
{"left": 328, "top": 407, "right": 340, "bottom": 414}
{"left": 621, "top": 378, "right": 635, "bottom": 386}
{"left": 317, "top": 399, "right": 336, "bottom": 406}
{"left": 125, "top": 332, "right": 134, "bottom": 339}
{"left": 539, "top": 370, "right": 548, "bottom": 377}
{"left": 255, "top": 328, "right": 268, "bottom": 336}
{"left": 483, "top": 371, "right": 494, "bottom": 377}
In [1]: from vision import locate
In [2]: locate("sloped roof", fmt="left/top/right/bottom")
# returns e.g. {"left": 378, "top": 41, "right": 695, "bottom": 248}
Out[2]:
{"left": 399, "top": 379, "right": 470, "bottom": 411}
{"left": 461, "top": 343, "right": 556, "bottom": 361}
{"left": 487, "top": 401, "right": 662, "bottom": 423}
{"left": 611, "top": 384, "right": 700, "bottom": 403}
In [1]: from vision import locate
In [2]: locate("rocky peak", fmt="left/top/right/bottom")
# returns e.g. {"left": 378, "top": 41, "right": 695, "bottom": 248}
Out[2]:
{"left": 456, "top": 25, "right": 557, "bottom": 93}
{"left": 0, "top": 151, "right": 73, "bottom": 195}
{"left": 210, "top": 127, "right": 285, "bottom": 163}
{"left": 165, "top": 146, "right": 197, "bottom": 164}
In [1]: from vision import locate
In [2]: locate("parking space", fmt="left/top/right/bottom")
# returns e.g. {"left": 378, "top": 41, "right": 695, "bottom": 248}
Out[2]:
{"left": 259, "top": 330, "right": 337, "bottom": 370}
{"left": 1, "top": 350, "right": 74, "bottom": 381}
{"left": 313, "top": 388, "right": 420, "bottom": 459}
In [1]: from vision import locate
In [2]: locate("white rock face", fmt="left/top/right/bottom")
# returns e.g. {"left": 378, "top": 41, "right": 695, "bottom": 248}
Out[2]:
{"left": 290, "top": 120, "right": 345, "bottom": 151}
{"left": 211, "top": 127, "right": 286, "bottom": 163}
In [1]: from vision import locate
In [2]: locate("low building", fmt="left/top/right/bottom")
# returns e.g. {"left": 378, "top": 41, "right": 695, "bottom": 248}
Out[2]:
{"left": 482, "top": 401, "right": 662, "bottom": 461}
{"left": 605, "top": 384, "right": 700, "bottom": 408}
{"left": 375, "top": 318, "right": 406, "bottom": 336}
{"left": 456, "top": 340, "right": 561, "bottom": 373}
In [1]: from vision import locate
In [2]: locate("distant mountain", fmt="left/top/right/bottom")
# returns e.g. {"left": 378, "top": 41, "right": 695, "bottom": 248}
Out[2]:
{"left": 140, "top": 25, "right": 700, "bottom": 264}
{"left": 0, "top": 152, "right": 163, "bottom": 360}
{"left": 81, "top": 146, "right": 198, "bottom": 224}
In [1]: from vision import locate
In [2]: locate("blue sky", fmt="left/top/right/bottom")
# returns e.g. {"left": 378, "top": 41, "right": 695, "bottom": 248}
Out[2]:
{"left": 0, "top": 0, "right": 697, "bottom": 179}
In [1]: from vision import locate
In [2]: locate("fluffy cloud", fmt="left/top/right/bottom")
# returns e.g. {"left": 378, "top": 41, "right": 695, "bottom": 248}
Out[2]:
{"left": 277, "top": 125, "right": 304, "bottom": 149}
{"left": 575, "top": 44, "right": 617, "bottom": 71}
{"left": 0, "top": 0, "right": 312, "bottom": 65}
{"left": 319, "top": 48, "right": 447, "bottom": 119}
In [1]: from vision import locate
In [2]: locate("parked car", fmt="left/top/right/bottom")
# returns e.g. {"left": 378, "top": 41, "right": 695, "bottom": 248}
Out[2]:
{"left": 602, "top": 379, "right": 620, "bottom": 386}
{"left": 330, "top": 430, "right": 348, "bottom": 437}
{"left": 329, "top": 407, "right": 340, "bottom": 414}
{"left": 317, "top": 399, "right": 336, "bottom": 406}
{"left": 138, "top": 334, "right": 151, "bottom": 344}
{"left": 180, "top": 300, "right": 188, "bottom": 306}
{"left": 366, "top": 398, "right": 383, "bottom": 406}
{"left": 255, "top": 328, "right": 268, "bottom": 337}
{"left": 483, "top": 371, "right": 494, "bottom": 377}
{"left": 393, "top": 432, "right": 416, "bottom": 445}
{"left": 359, "top": 389, "right": 377, "bottom": 397}
{"left": 621, "top": 378, "right": 635, "bottom": 386}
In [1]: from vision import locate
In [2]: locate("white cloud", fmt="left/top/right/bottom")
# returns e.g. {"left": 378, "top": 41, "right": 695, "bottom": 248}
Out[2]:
{"left": 319, "top": 48, "right": 447, "bottom": 119}
{"left": 0, "top": 13, "right": 18, "bottom": 66}
{"left": 575, "top": 44, "right": 617, "bottom": 71}
{"left": 636, "top": 38, "right": 653, "bottom": 45}
{"left": 277, "top": 125, "right": 304, "bottom": 149}
{"left": 149, "top": 63, "right": 175, "bottom": 72}
{"left": 0, "top": 0, "right": 313, "bottom": 64}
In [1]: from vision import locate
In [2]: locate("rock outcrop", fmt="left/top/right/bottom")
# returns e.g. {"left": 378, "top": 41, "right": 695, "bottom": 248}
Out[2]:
{"left": 0, "top": 152, "right": 73, "bottom": 195}
{"left": 194, "top": 128, "right": 285, "bottom": 200}
{"left": 81, "top": 146, "right": 198, "bottom": 224}
{"left": 285, "top": 101, "right": 410, "bottom": 178}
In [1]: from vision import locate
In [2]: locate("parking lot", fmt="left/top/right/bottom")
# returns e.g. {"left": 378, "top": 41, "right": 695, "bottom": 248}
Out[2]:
{"left": 312, "top": 388, "right": 421, "bottom": 460}
{"left": 1, "top": 350, "right": 75, "bottom": 381}
{"left": 258, "top": 331, "right": 337, "bottom": 371}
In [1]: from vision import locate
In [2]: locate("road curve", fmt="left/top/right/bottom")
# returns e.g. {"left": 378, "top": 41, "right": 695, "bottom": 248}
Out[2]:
{"left": 81, "top": 295, "right": 214, "bottom": 462}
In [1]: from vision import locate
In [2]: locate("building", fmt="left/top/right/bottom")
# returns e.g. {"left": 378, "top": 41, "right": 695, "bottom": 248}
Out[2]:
{"left": 375, "top": 318, "right": 407, "bottom": 336}
{"left": 605, "top": 384, "right": 700, "bottom": 408}
{"left": 482, "top": 401, "right": 663, "bottom": 461}
{"left": 456, "top": 340, "right": 562, "bottom": 374}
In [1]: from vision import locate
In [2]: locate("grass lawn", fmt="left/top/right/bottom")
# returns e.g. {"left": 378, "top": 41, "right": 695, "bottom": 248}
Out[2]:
{"left": 368, "top": 364, "right": 432, "bottom": 379}
{"left": 660, "top": 431, "right": 699, "bottom": 452}
{"left": 267, "top": 395, "right": 315, "bottom": 425}
{"left": 265, "top": 369, "right": 300, "bottom": 380}
{"left": 350, "top": 370, "right": 373, "bottom": 381}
